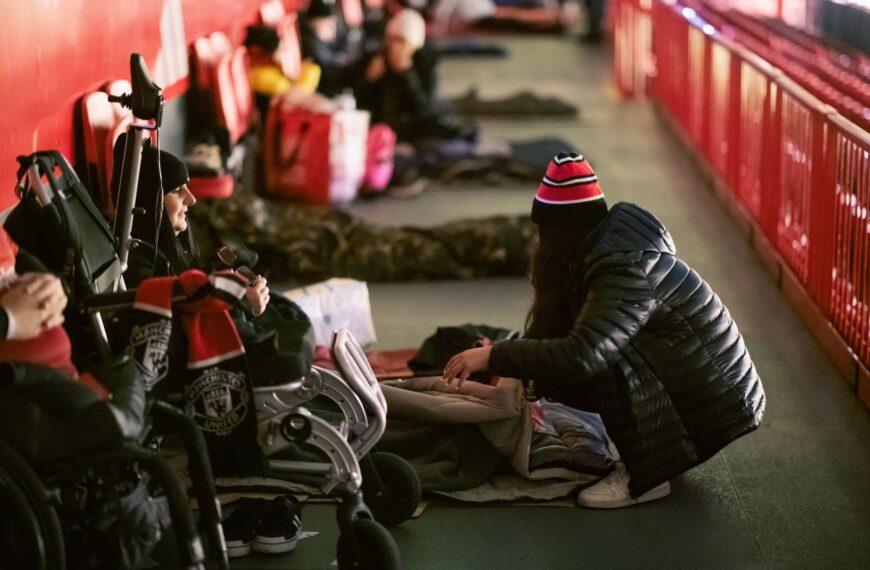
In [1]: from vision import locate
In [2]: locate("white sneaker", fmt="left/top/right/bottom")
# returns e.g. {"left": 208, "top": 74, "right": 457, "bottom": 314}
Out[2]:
{"left": 577, "top": 463, "right": 671, "bottom": 509}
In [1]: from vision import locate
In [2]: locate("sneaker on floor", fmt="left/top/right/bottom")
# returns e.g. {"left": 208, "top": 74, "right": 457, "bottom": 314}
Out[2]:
{"left": 253, "top": 495, "right": 303, "bottom": 554}
{"left": 222, "top": 498, "right": 269, "bottom": 558}
{"left": 576, "top": 463, "right": 671, "bottom": 509}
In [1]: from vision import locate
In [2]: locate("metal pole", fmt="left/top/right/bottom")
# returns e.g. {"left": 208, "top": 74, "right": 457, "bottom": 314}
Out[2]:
{"left": 113, "top": 127, "right": 149, "bottom": 272}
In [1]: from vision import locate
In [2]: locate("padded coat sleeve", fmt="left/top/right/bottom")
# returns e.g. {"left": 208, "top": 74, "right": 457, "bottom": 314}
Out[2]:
{"left": 489, "top": 255, "right": 657, "bottom": 382}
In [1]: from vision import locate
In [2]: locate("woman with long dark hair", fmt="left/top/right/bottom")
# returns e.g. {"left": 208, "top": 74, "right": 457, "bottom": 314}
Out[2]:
{"left": 110, "top": 137, "right": 308, "bottom": 559}
{"left": 443, "top": 152, "right": 766, "bottom": 509}
{"left": 112, "top": 135, "right": 270, "bottom": 315}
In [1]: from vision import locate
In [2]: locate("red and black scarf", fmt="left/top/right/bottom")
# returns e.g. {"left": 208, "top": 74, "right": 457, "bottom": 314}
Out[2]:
{"left": 130, "top": 269, "right": 264, "bottom": 476}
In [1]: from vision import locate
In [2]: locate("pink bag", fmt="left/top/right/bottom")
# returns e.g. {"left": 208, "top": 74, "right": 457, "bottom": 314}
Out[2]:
{"left": 361, "top": 123, "right": 396, "bottom": 194}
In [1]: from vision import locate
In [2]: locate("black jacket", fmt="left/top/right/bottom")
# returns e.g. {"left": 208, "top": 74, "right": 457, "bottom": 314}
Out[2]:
{"left": 354, "top": 47, "right": 448, "bottom": 142}
{"left": 300, "top": 22, "right": 360, "bottom": 98}
{"left": 489, "top": 203, "right": 765, "bottom": 495}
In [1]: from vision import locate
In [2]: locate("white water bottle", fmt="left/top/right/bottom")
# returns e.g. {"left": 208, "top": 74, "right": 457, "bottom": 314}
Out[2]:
{"left": 335, "top": 90, "right": 356, "bottom": 112}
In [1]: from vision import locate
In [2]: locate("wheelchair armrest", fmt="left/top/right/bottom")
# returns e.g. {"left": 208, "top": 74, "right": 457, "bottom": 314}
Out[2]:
{"left": 96, "top": 356, "right": 147, "bottom": 441}
{"left": 0, "top": 359, "right": 145, "bottom": 464}
{"left": 81, "top": 289, "right": 138, "bottom": 313}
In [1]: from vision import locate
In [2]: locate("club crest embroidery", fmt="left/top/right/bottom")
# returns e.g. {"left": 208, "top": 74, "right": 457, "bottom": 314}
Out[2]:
{"left": 184, "top": 366, "right": 251, "bottom": 436}
{"left": 126, "top": 321, "right": 171, "bottom": 391}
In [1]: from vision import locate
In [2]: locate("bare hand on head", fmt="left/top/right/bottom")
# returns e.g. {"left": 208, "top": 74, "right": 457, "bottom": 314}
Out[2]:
{"left": 245, "top": 275, "right": 270, "bottom": 317}
{"left": 1, "top": 273, "right": 67, "bottom": 340}
{"left": 366, "top": 55, "right": 386, "bottom": 82}
{"left": 442, "top": 346, "right": 492, "bottom": 389}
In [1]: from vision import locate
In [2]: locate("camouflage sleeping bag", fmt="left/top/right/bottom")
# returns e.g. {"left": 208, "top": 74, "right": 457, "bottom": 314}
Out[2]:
{"left": 188, "top": 191, "right": 536, "bottom": 284}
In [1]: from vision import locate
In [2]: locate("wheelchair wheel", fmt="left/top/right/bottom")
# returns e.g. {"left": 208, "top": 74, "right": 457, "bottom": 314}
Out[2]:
{"left": 362, "top": 452, "right": 421, "bottom": 527}
{"left": 0, "top": 441, "right": 65, "bottom": 570}
{"left": 336, "top": 518, "right": 400, "bottom": 570}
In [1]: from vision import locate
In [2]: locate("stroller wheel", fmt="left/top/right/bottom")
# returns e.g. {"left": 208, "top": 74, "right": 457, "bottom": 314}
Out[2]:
{"left": 336, "top": 518, "right": 400, "bottom": 570}
{"left": 362, "top": 452, "right": 421, "bottom": 527}
{"left": 0, "top": 441, "right": 65, "bottom": 570}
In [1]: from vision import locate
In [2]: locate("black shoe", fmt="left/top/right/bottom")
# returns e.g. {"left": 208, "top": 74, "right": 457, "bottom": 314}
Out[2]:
{"left": 222, "top": 498, "right": 269, "bottom": 558}
{"left": 581, "top": 29, "right": 603, "bottom": 44}
{"left": 253, "top": 495, "right": 303, "bottom": 554}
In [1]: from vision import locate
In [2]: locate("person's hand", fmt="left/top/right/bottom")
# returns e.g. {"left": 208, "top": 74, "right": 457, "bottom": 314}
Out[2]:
{"left": 385, "top": 43, "right": 414, "bottom": 73}
{"left": 442, "top": 346, "right": 492, "bottom": 389}
{"left": 365, "top": 55, "right": 386, "bottom": 82}
{"left": 0, "top": 273, "right": 67, "bottom": 340}
{"left": 245, "top": 275, "right": 270, "bottom": 317}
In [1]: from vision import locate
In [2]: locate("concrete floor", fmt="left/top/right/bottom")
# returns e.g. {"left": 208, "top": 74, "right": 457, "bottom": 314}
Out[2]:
{"left": 216, "top": 33, "right": 870, "bottom": 570}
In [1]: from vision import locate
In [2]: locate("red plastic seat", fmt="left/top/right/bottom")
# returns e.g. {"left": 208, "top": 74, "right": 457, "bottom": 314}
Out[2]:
{"left": 209, "top": 31, "right": 233, "bottom": 60}
{"left": 259, "top": 0, "right": 286, "bottom": 27}
{"left": 230, "top": 47, "right": 254, "bottom": 135}
{"left": 192, "top": 37, "right": 216, "bottom": 92}
{"left": 81, "top": 91, "right": 117, "bottom": 215}
{"left": 213, "top": 53, "right": 243, "bottom": 144}
{"left": 187, "top": 174, "right": 235, "bottom": 200}
{"left": 276, "top": 13, "right": 303, "bottom": 81}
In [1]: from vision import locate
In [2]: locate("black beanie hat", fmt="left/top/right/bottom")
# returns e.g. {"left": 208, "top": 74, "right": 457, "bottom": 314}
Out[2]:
{"left": 531, "top": 152, "right": 608, "bottom": 228}
{"left": 245, "top": 25, "right": 281, "bottom": 54}
{"left": 307, "top": 0, "right": 336, "bottom": 19}
{"left": 111, "top": 133, "right": 189, "bottom": 240}
{"left": 112, "top": 133, "right": 189, "bottom": 204}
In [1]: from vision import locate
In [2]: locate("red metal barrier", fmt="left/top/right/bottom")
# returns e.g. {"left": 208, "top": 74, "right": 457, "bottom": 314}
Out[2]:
{"left": 776, "top": 89, "right": 816, "bottom": 283}
{"left": 614, "top": 0, "right": 870, "bottom": 401}
{"left": 830, "top": 119, "right": 870, "bottom": 367}
{"left": 735, "top": 61, "right": 767, "bottom": 218}
{"left": 613, "top": 0, "right": 653, "bottom": 97}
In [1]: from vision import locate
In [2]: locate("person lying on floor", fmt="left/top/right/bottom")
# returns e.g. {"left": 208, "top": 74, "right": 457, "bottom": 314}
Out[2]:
{"left": 442, "top": 152, "right": 766, "bottom": 509}
{"left": 0, "top": 225, "right": 146, "bottom": 458}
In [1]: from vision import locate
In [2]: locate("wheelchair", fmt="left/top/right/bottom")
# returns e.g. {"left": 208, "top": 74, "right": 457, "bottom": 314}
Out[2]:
{"left": 0, "top": 356, "right": 207, "bottom": 569}
{"left": 6, "top": 147, "right": 231, "bottom": 569}
{"left": 222, "top": 249, "right": 421, "bottom": 527}
{"left": 5, "top": 54, "right": 410, "bottom": 569}
{"left": 83, "top": 276, "right": 403, "bottom": 570}
{"left": 103, "top": 54, "right": 419, "bottom": 529}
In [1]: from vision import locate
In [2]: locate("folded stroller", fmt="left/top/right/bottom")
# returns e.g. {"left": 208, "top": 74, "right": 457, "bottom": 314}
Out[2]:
{"left": 256, "top": 329, "right": 422, "bottom": 527}
{"left": 218, "top": 249, "right": 421, "bottom": 526}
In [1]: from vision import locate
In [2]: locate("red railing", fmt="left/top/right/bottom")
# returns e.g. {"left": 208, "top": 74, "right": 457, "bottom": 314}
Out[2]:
{"left": 830, "top": 117, "right": 870, "bottom": 367}
{"left": 613, "top": 0, "right": 654, "bottom": 97}
{"left": 614, "top": 0, "right": 870, "bottom": 402}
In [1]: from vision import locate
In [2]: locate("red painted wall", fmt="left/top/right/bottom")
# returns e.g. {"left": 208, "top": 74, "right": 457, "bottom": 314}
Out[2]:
{"left": 0, "top": 0, "right": 300, "bottom": 212}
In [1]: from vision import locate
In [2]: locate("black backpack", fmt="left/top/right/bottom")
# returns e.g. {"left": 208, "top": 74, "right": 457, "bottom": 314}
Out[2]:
{"left": 4, "top": 150, "right": 121, "bottom": 296}
{"left": 5, "top": 151, "right": 123, "bottom": 366}
{"left": 5, "top": 150, "right": 122, "bottom": 300}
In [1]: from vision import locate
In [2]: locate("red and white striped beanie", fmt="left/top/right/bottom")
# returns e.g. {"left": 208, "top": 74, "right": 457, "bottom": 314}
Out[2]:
{"left": 531, "top": 152, "right": 608, "bottom": 227}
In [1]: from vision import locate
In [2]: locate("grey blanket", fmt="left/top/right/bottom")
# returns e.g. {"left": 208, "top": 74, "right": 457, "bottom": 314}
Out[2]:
{"left": 378, "top": 377, "right": 615, "bottom": 497}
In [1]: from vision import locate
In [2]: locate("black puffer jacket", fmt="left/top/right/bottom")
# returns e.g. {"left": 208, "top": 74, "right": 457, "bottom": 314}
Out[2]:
{"left": 489, "top": 202, "right": 765, "bottom": 495}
